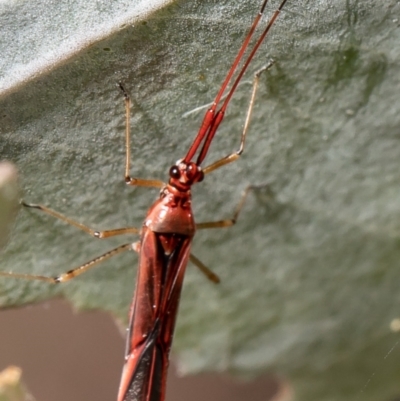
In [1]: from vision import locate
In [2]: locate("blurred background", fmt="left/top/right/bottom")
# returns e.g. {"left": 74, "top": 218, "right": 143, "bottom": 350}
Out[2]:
{"left": 0, "top": 299, "right": 287, "bottom": 401}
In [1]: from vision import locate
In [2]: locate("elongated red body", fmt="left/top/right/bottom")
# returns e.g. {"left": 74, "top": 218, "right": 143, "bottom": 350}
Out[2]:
{"left": 117, "top": 1, "right": 288, "bottom": 399}
{"left": 118, "top": 165, "right": 201, "bottom": 401}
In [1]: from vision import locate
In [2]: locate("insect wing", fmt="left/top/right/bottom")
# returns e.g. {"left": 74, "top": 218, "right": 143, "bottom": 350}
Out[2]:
{"left": 118, "top": 227, "right": 192, "bottom": 401}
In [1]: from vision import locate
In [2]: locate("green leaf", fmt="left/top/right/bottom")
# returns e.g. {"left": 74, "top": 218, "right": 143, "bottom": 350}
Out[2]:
{"left": 1, "top": 1, "right": 400, "bottom": 401}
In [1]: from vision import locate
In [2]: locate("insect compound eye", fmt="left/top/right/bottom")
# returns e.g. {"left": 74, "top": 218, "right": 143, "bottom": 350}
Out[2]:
{"left": 169, "top": 165, "right": 181, "bottom": 179}
{"left": 185, "top": 162, "right": 198, "bottom": 180}
{"left": 186, "top": 162, "right": 203, "bottom": 182}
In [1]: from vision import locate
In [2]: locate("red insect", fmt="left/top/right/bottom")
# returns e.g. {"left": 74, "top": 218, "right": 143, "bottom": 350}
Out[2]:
{"left": 0, "top": 1, "right": 288, "bottom": 400}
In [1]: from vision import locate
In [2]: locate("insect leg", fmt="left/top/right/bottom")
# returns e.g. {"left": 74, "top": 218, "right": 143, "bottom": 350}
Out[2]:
{"left": 0, "top": 243, "right": 132, "bottom": 283}
{"left": 202, "top": 62, "right": 274, "bottom": 175}
{"left": 22, "top": 201, "right": 139, "bottom": 238}
{"left": 194, "top": 184, "right": 270, "bottom": 282}
{"left": 189, "top": 254, "right": 220, "bottom": 284}
{"left": 196, "top": 185, "right": 260, "bottom": 230}
{"left": 118, "top": 83, "right": 165, "bottom": 189}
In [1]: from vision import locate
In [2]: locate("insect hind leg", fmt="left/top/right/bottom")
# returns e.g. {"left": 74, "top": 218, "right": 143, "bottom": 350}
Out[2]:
{"left": 0, "top": 243, "right": 133, "bottom": 283}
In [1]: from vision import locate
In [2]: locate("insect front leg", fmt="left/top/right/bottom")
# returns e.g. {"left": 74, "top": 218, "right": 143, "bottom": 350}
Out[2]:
{"left": 118, "top": 83, "right": 165, "bottom": 189}
{"left": 202, "top": 61, "right": 275, "bottom": 175}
